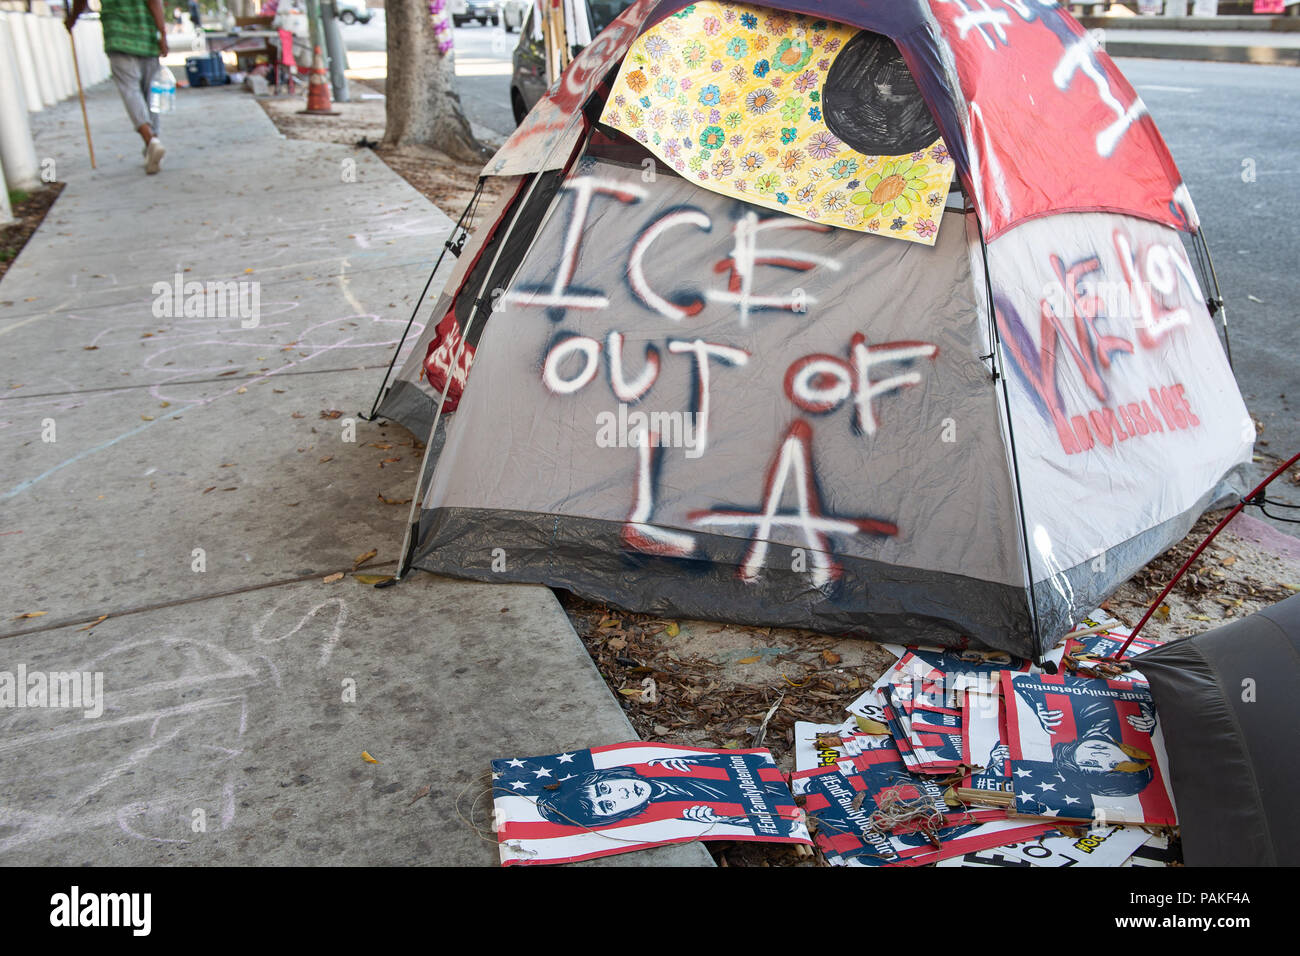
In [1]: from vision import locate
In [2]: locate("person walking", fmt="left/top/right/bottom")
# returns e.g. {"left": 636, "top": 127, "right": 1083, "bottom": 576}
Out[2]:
{"left": 65, "top": 0, "right": 170, "bottom": 174}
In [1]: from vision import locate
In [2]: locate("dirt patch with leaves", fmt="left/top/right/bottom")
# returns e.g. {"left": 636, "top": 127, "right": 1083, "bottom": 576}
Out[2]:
{"left": 557, "top": 591, "right": 903, "bottom": 866}
{"left": 255, "top": 80, "right": 508, "bottom": 226}
{"left": 1, "top": 183, "right": 64, "bottom": 283}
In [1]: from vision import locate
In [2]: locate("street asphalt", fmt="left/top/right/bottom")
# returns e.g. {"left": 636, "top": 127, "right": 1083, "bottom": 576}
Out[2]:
{"left": 1117, "top": 59, "right": 1300, "bottom": 461}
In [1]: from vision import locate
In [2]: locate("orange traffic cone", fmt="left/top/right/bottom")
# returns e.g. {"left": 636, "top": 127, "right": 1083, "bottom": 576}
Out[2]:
{"left": 299, "top": 44, "right": 339, "bottom": 116}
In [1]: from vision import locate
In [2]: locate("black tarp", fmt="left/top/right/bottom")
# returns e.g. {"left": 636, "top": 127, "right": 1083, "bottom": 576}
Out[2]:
{"left": 1136, "top": 594, "right": 1300, "bottom": 866}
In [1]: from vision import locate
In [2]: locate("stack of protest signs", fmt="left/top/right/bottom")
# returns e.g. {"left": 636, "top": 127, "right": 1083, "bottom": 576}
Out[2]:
{"left": 790, "top": 609, "right": 1178, "bottom": 866}
{"left": 491, "top": 611, "right": 1175, "bottom": 866}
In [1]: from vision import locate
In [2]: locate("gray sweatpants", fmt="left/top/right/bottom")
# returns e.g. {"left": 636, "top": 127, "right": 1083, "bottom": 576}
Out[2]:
{"left": 109, "top": 52, "right": 161, "bottom": 136}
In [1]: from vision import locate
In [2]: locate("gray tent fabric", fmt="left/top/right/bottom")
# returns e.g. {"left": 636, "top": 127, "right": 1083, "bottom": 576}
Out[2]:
{"left": 407, "top": 149, "right": 1249, "bottom": 659}
{"left": 384, "top": 3, "right": 1253, "bottom": 661}
{"left": 1136, "top": 594, "right": 1300, "bottom": 866}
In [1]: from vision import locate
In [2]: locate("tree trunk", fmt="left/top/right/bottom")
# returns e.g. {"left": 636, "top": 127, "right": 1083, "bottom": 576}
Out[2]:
{"left": 384, "top": 0, "right": 488, "bottom": 162}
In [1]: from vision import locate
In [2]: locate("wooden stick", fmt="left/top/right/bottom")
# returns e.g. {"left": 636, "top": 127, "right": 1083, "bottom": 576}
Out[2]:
{"left": 952, "top": 787, "right": 1015, "bottom": 808}
{"left": 68, "top": 29, "right": 96, "bottom": 169}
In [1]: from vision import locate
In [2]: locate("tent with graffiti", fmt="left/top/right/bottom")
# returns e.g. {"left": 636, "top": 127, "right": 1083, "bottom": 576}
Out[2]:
{"left": 370, "top": 0, "right": 1252, "bottom": 660}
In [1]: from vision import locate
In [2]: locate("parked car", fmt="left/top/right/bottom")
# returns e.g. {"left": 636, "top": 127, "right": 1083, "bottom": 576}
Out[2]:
{"left": 450, "top": 0, "right": 501, "bottom": 26}
{"left": 501, "top": 0, "right": 529, "bottom": 32}
{"left": 336, "top": 0, "right": 373, "bottom": 24}
{"left": 510, "top": 0, "right": 633, "bottom": 123}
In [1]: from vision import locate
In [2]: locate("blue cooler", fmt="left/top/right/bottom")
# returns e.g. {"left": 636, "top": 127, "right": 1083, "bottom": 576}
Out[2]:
{"left": 185, "top": 53, "right": 229, "bottom": 87}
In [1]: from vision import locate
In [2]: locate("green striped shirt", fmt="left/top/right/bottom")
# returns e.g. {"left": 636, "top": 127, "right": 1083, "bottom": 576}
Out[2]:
{"left": 100, "top": 0, "right": 160, "bottom": 58}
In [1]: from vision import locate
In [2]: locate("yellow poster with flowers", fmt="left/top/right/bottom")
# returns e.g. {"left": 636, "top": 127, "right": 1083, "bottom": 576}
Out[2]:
{"left": 599, "top": 1, "right": 954, "bottom": 245}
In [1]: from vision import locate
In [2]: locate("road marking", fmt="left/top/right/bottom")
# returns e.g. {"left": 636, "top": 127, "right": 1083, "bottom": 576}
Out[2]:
{"left": 1137, "top": 84, "right": 1198, "bottom": 94}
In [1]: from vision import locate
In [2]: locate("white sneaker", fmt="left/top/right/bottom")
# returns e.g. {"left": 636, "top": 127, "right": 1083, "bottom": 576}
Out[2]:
{"left": 146, "top": 138, "right": 166, "bottom": 174}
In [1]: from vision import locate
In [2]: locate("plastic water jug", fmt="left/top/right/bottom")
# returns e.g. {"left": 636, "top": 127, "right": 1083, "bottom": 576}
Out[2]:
{"left": 149, "top": 63, "right": 177, "bottom": 114}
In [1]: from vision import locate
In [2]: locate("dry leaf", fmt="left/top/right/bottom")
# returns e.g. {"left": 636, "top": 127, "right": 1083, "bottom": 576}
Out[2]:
{"left": 822, "top": 650, "right": 841, "bottom": 665}
{"left": 855, "top": 716, "right": 889, "bottom": 735}
{"left": 361, "top": 751, "right": 379, "bottom": 764}
{"left": 320, "top": 409, "right": 344, "bottom": 419}
{"left": 665, "top": 622, "right": 680, "bottom": 637}
{"left": 15, "top": 611, "right": 47, "bottom": 620}
{"left": 323, "top": 572, "right": 344, "bottom": 583}
{"left": 407, "top": 785, "right": 431, "bottom": 806}
{"left": 77, "top": 615, "right": 109, "bottom": 631}
{"left": 737, "top": 656, "right": 761, "bottom": 664}
{"left": 354, "top": 573, "right": 393, "bottom": 585}
{"left": 353, "top": 548, "right": 378, "bottom": 569}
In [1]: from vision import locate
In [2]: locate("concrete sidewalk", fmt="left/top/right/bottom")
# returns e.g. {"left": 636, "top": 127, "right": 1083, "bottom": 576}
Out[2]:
{"left": 0, "top": 78, "right": 708, "bottom": 865}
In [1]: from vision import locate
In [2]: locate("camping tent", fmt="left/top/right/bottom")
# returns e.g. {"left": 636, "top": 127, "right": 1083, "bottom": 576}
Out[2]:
{"left": 372, "top": 0, "right": 1253, "bottom": 659}
{"left": 1136, "top": 595, "right": 1300, "bottom": 866}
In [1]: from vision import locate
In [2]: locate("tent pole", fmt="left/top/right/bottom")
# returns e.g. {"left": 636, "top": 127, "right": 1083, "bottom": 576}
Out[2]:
{"left": 363, "top": 179, "right": 486, "bottom": 422}
{"left": 976, "top": 217, "right": 1044, "bottom": 660}
{"left": 1195, "top": 227, "right": 1232, "bottom": 372}
{"left": 391, "top": 165, "right": 563, "bottom": 582}
{"left": 390, "top": 113, "right": 600, "bottom": 583}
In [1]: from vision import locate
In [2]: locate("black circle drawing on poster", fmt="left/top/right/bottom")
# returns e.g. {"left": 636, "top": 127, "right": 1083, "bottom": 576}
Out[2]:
{"left": 822, "top": 30, "right": 940, "bottom": 156}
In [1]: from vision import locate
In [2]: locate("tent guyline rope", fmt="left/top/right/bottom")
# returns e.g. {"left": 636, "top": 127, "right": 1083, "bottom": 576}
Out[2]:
{"left": 1112, "top": 449, "right": 1300, "bottom": 659}
{"left": 363, "top": 178, "right": 487, "bottom": 422}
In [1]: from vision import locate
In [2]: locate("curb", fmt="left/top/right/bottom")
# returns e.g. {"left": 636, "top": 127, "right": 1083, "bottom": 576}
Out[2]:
{"left": 1105, "top": 39, "right": 1300, "bottom": 63}
{"left": 1079, "top": 15, "right": 1300, "bottom": 33}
